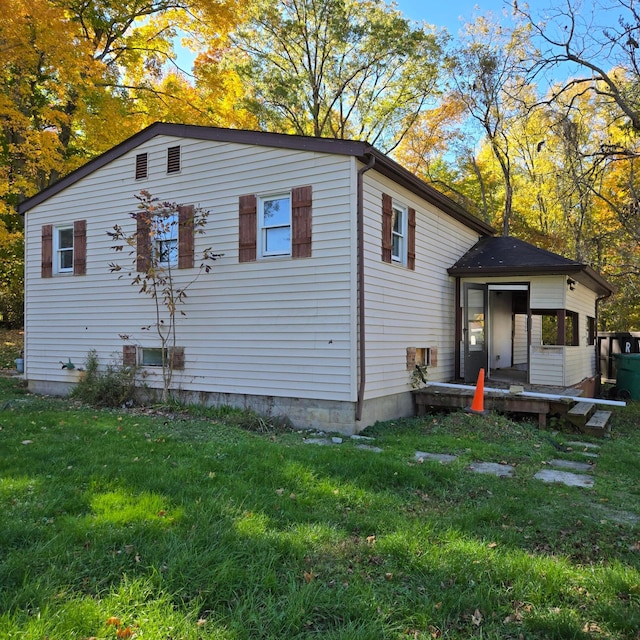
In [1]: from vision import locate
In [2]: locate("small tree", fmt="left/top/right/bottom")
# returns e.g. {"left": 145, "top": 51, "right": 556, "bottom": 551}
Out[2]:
{"left": 108, "top": 190, "right": 221, "bottom": 402}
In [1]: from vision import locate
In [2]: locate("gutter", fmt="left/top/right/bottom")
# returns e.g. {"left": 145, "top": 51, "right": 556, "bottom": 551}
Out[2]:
{"left": 355, "top": 155, "right": 376, "bottom": 423}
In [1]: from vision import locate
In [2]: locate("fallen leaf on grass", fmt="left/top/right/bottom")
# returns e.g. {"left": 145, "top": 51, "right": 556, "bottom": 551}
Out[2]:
{"left": 116, "top": 627, "right": 133, "bottom": 638}
{"left": 106, "top": 617, "right": 121, "bottom": 627}
{"left": 471, "top": 609, "right": 483, "bottom": 626}
{"left": 21, "top": 440, "right": 33, "bottom": 445}
{"left": 303, "top": 570, "right": 316, "bottom": 583}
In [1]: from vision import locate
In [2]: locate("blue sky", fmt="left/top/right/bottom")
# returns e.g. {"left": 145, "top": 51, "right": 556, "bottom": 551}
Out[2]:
{"left": 394, "top": 0, "right": 519, "bottom": 31}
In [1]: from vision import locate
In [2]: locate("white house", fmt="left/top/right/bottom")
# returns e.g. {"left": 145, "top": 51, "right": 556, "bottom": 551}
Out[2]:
{"left": 18, "top": 123, "right": 612, "bottom": 433}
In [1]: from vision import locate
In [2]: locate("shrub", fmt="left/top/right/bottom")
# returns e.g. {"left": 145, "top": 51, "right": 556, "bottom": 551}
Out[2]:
{"left": 71, "top": 350, "right": 137, "bottom": 407}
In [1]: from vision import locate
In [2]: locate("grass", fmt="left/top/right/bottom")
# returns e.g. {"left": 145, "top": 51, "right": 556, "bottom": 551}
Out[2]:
{"left": 0, "top": 377, "right": 638, "bottom": 639}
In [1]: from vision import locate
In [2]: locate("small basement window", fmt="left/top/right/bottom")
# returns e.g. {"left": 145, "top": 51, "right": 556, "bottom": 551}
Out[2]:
{"left": 141, "top": 348, "right": 165, "bottom": 366}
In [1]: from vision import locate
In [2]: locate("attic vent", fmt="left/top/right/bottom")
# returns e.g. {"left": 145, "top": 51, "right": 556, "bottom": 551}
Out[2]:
{"left": 167, "top": 146, "right": 181, "bottom": 173}
{"left": 135, "top": 153, "right": 148, "bottom": 180}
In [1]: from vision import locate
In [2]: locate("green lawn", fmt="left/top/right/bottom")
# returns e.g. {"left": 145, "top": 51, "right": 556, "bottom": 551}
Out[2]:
{"left": 0, "top": 376, "right": 638, "bottom": 639}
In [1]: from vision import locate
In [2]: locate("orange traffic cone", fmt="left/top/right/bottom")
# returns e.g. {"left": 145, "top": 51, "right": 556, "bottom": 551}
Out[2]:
{"left": 466, "top": 368, "right": 488, "bottom": 415}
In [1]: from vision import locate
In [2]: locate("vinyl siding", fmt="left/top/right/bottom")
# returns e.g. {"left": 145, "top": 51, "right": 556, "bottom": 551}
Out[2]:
{"left": 24, "top": 136, "right": 357, "bottom": 402}
{"left": 361, "top": 173, "right": 480, "bottom": 399}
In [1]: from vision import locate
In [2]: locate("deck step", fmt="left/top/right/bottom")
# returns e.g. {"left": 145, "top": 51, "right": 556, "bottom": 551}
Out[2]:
{"left": 585, "top": 410, "right": 612, "bottom": 430}
{"left": 568, "top": 401, "right": 596, "bottom": 418}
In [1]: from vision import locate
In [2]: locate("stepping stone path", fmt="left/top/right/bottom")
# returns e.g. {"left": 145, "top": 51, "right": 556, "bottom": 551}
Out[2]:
{"left": 412, "top": 439, "right": 601, "bottom": 489}
{"left": 303, "top": 432, "right": 602, "bottom": 490}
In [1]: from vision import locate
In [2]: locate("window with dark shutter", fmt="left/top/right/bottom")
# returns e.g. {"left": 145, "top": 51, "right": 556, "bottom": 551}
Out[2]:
{"left": 73, "top": 219, "right": 87, "bottom": 275}
{"left": 382, "top": 193, "right": 393, "bottom": 263}
{"left": 178, "top": 205, "right": 194, "bottom": 269}
{"left": 42, "top": 225, "right": 53, "bottom": 278}
{"left": 136, "top": 212, "right": 152, "bottom": 272}
{"left": 407, "top": 207, "right": 416, "bottom": 271}
{"left": 167, "top": 146, "right": 181, "bottom": 173}
{"left": 292, "top": 185, "right": 312, "bottom": 258}
{"left": 135, "top": 153, "right": 148, "bottom": 180}
{"left": 239, "top": 194, "right": 257, "bottom": 262}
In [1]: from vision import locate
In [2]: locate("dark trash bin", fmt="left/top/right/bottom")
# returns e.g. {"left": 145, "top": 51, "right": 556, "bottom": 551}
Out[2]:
{"left": 614, "top": 353, "right": 640, "bottom": 400}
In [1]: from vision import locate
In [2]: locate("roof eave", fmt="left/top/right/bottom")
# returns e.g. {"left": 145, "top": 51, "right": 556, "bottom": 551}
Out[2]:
{"left": 447, "top": 264, "right": 614, "bottom": 297}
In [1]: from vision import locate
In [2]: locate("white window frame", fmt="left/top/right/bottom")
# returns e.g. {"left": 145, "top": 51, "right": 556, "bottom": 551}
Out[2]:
{"left": 54, "top": 225, "right": 74, "bottom": 274}
{"left": 152, "top": 213, "right": 178, "bottom": 266}
{"left": 258, "top": 192, "right": 291, "bottom": 258}
{"left": 392, "top": 203, "right": 407, "bottom": 265}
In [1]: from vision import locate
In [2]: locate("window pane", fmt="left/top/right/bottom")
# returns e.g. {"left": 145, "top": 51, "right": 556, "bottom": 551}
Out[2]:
{"left": 154, "top": 213, "right": 178, "bottom": 241}
{"left": 263, "top": 197, "right": 290, "bottom": 226}
{"left": 392, "top": 208, "right": 403, "bottom": 233}
{"left": 392, "top": 234, "right": 401, "bottom": 258}
{"left": 265, "top": 227, "right": 291, "bottom": 254}
{"left": 59, "top": 228, "right": 73, "bottom": 249}
{"left": 142, "top": 348, "right": 164, "bottom": 366}
{"left": 158, "top": 239, "right": 178, "bottom": 264}
{"left": 59, "top": 248, "right": 73, "bottom": 270}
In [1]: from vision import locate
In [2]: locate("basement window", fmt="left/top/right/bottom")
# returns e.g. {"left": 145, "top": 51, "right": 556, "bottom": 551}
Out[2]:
{"left": 141, "top": 348, "right": 165, "bottom": 366}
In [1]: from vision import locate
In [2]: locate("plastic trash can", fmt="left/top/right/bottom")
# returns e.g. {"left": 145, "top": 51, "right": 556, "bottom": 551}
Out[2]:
{"left": 614, "top": 353, "right": 640, "bottom": 400}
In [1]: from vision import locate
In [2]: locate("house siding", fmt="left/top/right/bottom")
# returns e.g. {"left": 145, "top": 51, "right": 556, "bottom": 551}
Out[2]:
{"left": 361, "top": 173, "right": 480, "bottom": 402}
{"left": 24, "top": 135, "right": 358, "bottom": 407}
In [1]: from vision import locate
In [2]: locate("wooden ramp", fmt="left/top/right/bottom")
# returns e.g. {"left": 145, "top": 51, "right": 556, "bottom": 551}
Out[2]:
{"left": 414, "top": 383, "right": 622, "bottom": 437}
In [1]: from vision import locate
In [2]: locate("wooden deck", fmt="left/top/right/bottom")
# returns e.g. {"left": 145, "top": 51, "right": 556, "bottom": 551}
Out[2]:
{"left": 413, "top": 386, "right": 572, "bottom": 428}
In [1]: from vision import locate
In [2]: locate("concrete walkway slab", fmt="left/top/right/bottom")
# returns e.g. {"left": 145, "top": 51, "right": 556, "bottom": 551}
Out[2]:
{"left": 415, "top": 451, "right": 457, "bottom": 464}
{"left": 547, "top": 459, "right": 594, "bottom": 473}
{"left": 534, "top": 469, "right": 594, "bottom": 488}
{"left": 468, "top": 462, "right": 514, "bottom": 477}
{"left": 566, "top": 441, "right": 600, "bottom": 450}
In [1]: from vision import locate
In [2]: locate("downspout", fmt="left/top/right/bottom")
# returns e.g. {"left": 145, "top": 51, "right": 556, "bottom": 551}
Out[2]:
{"left": 355, "top": 155, "right": 376, "bottom": 423}
{"left": 595, "top": 291, "right": 612, "bottom": 382}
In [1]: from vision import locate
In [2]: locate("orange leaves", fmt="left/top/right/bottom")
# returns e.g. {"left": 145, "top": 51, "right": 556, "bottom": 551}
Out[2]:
{"left": 106, "top": 616, "right": 135, "bottom": 638}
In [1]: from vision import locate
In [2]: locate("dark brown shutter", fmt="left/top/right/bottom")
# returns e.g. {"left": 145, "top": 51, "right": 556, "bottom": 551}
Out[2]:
{"left": 73, "top": 219, "right": 87, "bottom": 275}
{"left": 382, "top": 193, "right": 393, "bottom": 263}
{"left": 292, "top": 185, "right": 312, "bottom": 258}
{"left": 239, "top": 194, "right": 257, "bottom": 263}
{"left": 135, "top": 153, "right": 148, "bottom": 179}
{"left": 407, "top": 207, "right": 416, "bottom": 270}
{"left": 136, "top": 212, "right": 151, "bottom": 272}
{"left": 123, "top": 345, "right": 137, "bottom": 366}
{"left": 170, "top": 346, "right": 185, "bottom": 370}
{"left": 41, "top": 225, "right": 53, "bottom": 278}
{"left": 178, "top": 205, "right": 194, "bottom": 269}
{"left": 167, "top": 146, "right": 181, "bottom": 173}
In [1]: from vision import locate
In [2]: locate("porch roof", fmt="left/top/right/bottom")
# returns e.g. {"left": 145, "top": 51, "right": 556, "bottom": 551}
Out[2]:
{"left": 448, "top": 236, "right": 614, "bottom": 297}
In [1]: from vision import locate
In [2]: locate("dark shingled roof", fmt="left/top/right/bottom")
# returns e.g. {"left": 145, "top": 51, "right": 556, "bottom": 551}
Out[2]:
{"left": 448, "top": 236, "right": 613, "bottom": 296}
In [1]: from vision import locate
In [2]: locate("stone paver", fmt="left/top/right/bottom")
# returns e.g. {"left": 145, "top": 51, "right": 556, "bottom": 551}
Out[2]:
{"left": 566, "top": 441, "right": 600, "bottom": 450}
{"left": 355, "top": 444, "right": 383, "bottom": 453}
{"left": 468, "top": 462, "right": 514, "bottom": 477}
{"left": 534, "top": 469, "right": 594, "bottom": 488}
{"left": 547, "top": 459, "right": 594, "bottom": 473}
{"left": 415, "top": 451, "right": 457, "bottom": 464}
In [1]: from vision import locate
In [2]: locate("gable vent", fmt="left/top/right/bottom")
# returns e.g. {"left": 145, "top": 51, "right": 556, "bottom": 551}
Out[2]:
{"left": 167, "top": 146, "right": 181, "bottom": 173}
{"left": 135, "top": 153, "right": 148, "bottom": 179}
